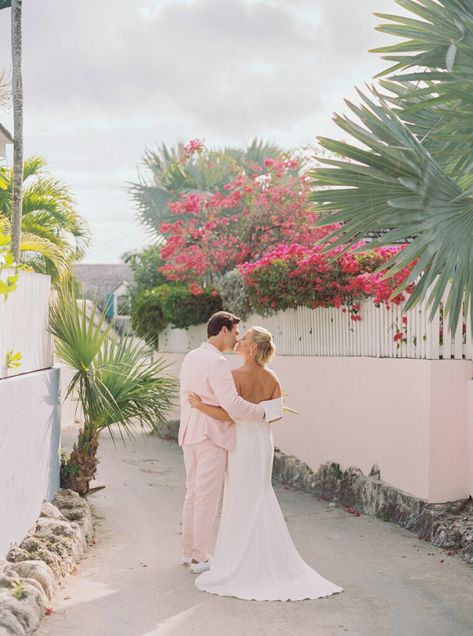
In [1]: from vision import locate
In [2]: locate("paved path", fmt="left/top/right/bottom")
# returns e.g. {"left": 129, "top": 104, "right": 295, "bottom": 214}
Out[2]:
{"left": 38, "top": 428, "right": 473, "bottom": 636}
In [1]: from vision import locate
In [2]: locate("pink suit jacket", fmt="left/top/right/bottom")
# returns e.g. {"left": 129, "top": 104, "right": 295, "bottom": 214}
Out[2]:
{"left": 178, "top": 342, "right": 265, "bottom": 450}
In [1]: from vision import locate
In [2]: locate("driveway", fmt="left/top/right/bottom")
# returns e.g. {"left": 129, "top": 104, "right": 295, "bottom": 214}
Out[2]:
{"left": 37, "top": 428, "right": 473, "bottom": 636}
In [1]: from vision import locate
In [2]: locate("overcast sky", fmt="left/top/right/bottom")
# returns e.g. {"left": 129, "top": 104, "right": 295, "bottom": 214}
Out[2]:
{"left": 0, "top": 0, "right": 402, "bottom": 263}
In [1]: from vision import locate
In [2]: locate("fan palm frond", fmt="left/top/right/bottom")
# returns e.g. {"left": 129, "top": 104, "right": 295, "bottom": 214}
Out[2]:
{"left": 311, "top": 0, "right": 473, "bottom": 334}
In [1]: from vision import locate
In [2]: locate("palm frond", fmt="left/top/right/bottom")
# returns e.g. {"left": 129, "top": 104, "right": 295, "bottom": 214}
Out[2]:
{"left": 128, "top": 140, "right": 286, "bottom": 236}
{"left": 371, "top": 0, "right": 473, "bottom": 175}
{"left": 49, "top": 288, "right": 178, "bottom": 435}
{"left": 0, "top": 157, "right": 89, "bottom": 279}
{"left": 311, "top": 86, "right": 473, "bottom": 332}
{"left": 310, "top": 0, "right": 473, "bottom": 334}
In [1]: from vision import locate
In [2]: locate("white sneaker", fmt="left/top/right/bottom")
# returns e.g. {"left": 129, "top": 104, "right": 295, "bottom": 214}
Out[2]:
{"left": 181, "top": 556, "right": 192, "bottom": 566}
{"left": 190, "top": 557, "right": 212, "bottom": 574}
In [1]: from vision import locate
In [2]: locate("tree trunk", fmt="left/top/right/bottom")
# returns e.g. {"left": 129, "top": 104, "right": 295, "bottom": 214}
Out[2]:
{"left": 10, "top": 0, "right": 23, "bottom": 263}
{"left": 64, "top": 423, "right": 100, "bottom": 496}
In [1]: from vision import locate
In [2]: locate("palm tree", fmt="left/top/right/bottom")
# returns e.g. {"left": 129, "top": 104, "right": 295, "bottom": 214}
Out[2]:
{"left": 0, "top": 0, "right": 23, "bottom": 263}
{"left": 310, "top": 0, "right": 473, "bottom": 334}
{"left": 49, "top": 288, "right": 178, "bottom": 495}
{"left": 129, "top": 139, "right": 285, "bottom": 235}
{"left": 0, "top": 215, "right": 68, "bottom": 278}
{"left": 0, "top": 156, "right": 89, "bottom": 281}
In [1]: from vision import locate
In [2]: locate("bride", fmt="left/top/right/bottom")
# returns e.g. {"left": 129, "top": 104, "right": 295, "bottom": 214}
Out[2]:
{"left": 187, "top": 326, "right": 343, "bottom": 602}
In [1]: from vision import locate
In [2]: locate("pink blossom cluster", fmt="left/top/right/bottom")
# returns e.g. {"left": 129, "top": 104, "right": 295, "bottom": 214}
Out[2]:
{"left": 159, "top": 155, "right": 323, "bottom": 285}
{"left": 180, "top": 139, "right": 205, "bottom": 162}
{"left": 239, "top": 243, "right": 415, "bottom": 318}
{"left": 156, "top": 142, "right": 416, "bottom": 335}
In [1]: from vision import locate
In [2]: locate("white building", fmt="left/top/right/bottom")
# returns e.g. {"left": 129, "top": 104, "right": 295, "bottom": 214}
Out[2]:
{"left": 0, "top": 122, "right": 13, "bottom": 160}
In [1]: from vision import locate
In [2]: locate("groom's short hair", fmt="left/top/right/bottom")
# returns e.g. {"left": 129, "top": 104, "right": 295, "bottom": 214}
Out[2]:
{"left": 207, "top": 311, "right": 240, "bottom": 337}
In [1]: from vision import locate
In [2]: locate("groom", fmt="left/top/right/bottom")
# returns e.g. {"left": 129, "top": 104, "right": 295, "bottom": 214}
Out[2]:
{"left": 179, "top": 311, "right": 273, "bottom": 573}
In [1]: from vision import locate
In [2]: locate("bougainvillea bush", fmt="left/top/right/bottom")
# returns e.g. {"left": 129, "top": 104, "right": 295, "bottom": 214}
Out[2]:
{"left": 158, "top": 155, "right": 325, "bottom": 286}
{"left": 129, "top": 140, "right": 418, "bottom": 344}
{"left": 239, "top": 244, "right": 416, "bottom": 318}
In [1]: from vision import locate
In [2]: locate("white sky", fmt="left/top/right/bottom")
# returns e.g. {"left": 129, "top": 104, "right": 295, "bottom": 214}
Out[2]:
{"left": 0, "top": 0, "right": 403, "bottom": 263}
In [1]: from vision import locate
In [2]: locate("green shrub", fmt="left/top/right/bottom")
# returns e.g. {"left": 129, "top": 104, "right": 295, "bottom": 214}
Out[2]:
{"left": 161, "top": 285, "right": 223, "bottom": 329}
{"left": 123, "top": 245, "right": 167, "bottom": 294}
{"left": 131, "top": 287, "right": 169, "bottom": 347}
{"left": 217, "top": 269, "right": 251, "bottom": 320}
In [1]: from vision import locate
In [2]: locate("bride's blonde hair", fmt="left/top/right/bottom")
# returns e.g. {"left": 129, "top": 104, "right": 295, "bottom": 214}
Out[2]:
{"left": 250, "top": 326, "right": 276, "bottom": 366}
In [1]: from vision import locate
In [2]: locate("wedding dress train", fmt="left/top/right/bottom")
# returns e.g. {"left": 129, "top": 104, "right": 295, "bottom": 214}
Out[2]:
{"left": 195, "top": 402, "right": 343, "bottom": 601}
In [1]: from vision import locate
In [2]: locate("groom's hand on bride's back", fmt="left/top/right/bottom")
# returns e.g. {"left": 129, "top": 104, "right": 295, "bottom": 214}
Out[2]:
{"left": 188, "top": 392, "right": 202, "bottom": 408}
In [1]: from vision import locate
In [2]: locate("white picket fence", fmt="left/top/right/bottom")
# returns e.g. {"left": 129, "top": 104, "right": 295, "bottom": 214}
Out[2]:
{"left": 0, "top": 270, "right": 54, "bottom": 379}
{"left": 158, "top": 296, "right": 473, "bottom": 360}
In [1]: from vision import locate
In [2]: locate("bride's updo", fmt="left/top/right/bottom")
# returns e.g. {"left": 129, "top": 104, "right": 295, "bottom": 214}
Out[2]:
{"left": 250, "top": 327, "right": 276, "bottom": 366}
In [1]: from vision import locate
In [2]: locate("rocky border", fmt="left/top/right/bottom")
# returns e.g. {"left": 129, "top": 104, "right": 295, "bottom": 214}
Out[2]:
{"left": 0, "top": 490, "right": 93, "bottom": 636}
{"left": 273, "top": 449, "right": 473, "bottom": 565}
{"left": 152, "top": 420, "right": 473, "bottom": 565}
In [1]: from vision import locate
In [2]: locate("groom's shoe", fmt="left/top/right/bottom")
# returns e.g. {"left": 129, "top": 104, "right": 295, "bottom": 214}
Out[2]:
{"left": 190, "top": 557, "right": 212, "bottom": 574}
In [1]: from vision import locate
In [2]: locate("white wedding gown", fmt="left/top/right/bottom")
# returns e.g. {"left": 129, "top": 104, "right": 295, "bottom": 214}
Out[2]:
{"left": 195, "top": 401, "right": 343, "bottom": 601}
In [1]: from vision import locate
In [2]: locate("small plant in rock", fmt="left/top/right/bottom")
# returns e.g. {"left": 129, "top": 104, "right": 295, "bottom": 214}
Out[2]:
{"left": 12, "top": 580, "right": 28, "bottom": 600}
{"left": 59, "top": 448, "right": 79, "bottom": 489}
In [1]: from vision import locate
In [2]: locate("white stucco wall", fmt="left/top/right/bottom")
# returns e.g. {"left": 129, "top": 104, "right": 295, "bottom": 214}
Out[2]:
{"left": 157, "top": 351, "right": 473, "bottom": 503}
{"left": 0, "top": 367, "right": 61, "bottom": 558}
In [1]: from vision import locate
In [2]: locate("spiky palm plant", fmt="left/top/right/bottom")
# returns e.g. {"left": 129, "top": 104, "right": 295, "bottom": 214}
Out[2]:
{"left": 128, "top": 139, "right": 285, "bottom": 235}
{"left": 310, "top": 0, "right": 473, "bottom": 333}
{"left": 49, "top": 288, "right": 177, "bottom": 495}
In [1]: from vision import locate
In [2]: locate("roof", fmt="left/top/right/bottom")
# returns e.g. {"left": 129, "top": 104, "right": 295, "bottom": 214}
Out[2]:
{"left": 74, "top": 263, "right": 134, "bottom": 308}
{"left": 0, "top": 123, "right": 13, "bottom": 144}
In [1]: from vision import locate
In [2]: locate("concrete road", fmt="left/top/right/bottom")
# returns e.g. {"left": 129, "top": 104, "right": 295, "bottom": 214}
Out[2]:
{"left": 37, "top": 428, "right": 473, "bottom": 636}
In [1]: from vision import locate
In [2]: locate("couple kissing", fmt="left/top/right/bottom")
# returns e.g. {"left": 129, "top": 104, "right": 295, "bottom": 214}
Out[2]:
{"left": 179, "top": 310, "right": 342, "bottom": 601}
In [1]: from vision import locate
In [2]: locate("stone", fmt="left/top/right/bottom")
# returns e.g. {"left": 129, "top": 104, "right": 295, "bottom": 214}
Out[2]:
{"left": 0, "top": 605, "right": 25, "bottom": 636}
{"left": 39, "top": 501, "right": 66, "bottom": 521}
{"left": 0, "top": 585, "right": 44, "bottom": 635}
{"left": 369, "top": 464, "right": 381, "bottom": 479}
{"left": 1, "top": 488, "right": 94, "bottom": 635}
{"left": 52, "top": 490, "right": 94, "bottom": 543}
{"left": 5, "top": 562, "right": 55, "bottom": 600}
{"left": 272, "top": 447, "right": 473, "bottom": 566}
{"left": 3, "top": 551, "right": 29, "bottom": 566}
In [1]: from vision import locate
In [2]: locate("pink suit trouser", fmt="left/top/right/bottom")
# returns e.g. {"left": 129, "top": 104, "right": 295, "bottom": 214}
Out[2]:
{"left": 182, "top": 438, "right": 227, "bottom": 563}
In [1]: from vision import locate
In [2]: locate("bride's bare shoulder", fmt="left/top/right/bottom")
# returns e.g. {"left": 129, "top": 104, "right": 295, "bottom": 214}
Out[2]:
{"left": 261, "top": 366, "right": 281, "bottom": 397}
{"left": 261, "top": 366, "right": 279, "bottom": 381}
